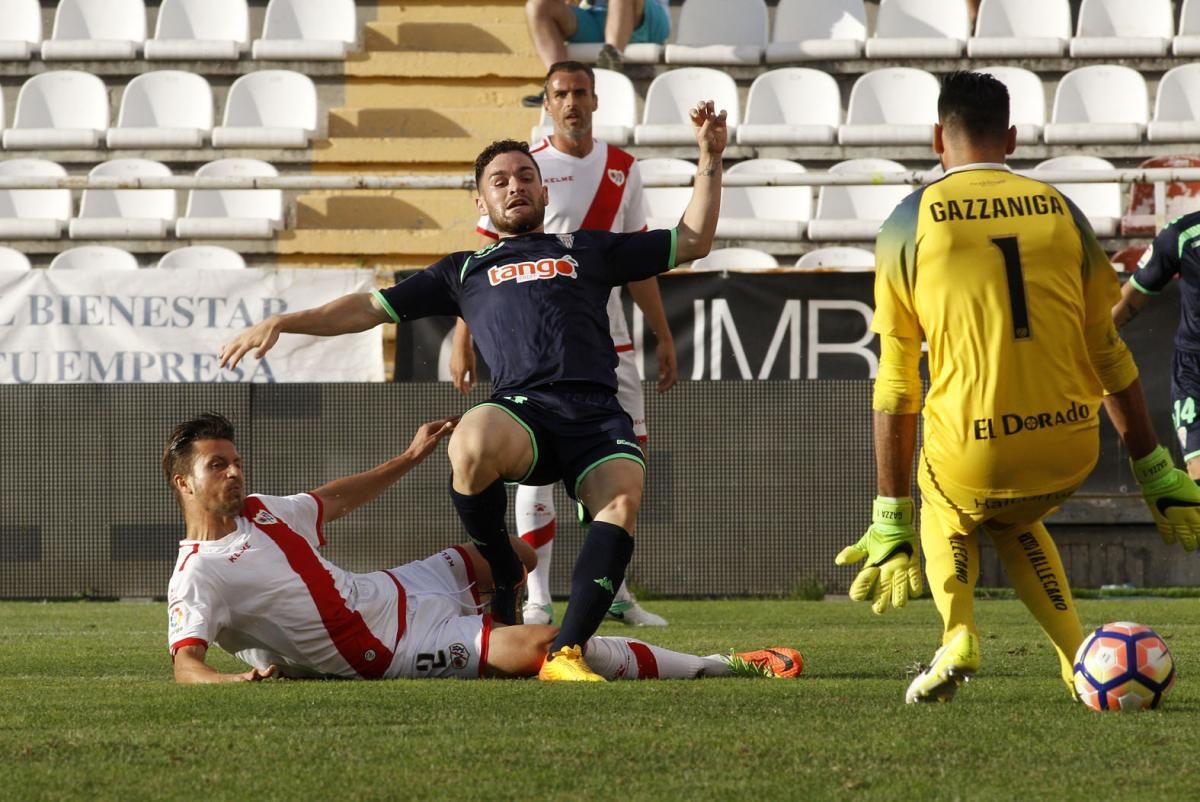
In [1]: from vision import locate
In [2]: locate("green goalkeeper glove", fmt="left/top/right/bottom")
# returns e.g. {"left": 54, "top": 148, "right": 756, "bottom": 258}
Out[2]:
{"left": 1132, "top": 445, "right": 1200, "bottom": 551}
{"left": 835, "top": 496, "right": 922, "bottom": 614}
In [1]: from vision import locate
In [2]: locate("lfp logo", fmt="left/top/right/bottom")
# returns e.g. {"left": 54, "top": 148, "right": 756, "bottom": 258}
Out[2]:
{"left": 488, "top": 256, "right": 579, "bottom": 287}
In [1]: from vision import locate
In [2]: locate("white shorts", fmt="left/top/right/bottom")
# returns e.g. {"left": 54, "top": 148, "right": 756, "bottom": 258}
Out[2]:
{"left": 615, "top": 346, "right": 647, "bottom": 442}
{"left": 386, "top": 546, "right": 493, "bottom": 679}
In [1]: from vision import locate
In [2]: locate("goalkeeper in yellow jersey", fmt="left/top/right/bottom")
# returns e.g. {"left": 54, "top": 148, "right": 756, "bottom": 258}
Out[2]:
{"left": 835, "top": 71, "right": 1200, "bottom": 704}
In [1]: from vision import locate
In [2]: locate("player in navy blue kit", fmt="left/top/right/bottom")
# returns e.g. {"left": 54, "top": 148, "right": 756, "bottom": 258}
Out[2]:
{"left": 1114, "top": 211, "right": 1200, "bottom": 481}
{"left": 220, "top": 100, "right": 727, "bottom": 681}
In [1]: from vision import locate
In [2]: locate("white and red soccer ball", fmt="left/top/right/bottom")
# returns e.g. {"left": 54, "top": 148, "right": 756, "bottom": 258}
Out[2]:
{"left": 1073, "top": 622, "right": 1175, "bottom": 712}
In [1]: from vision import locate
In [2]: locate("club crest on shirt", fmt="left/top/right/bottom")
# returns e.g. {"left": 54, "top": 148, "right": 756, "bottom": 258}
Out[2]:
{"left": 607, "top": 168, "right": 626, "bottom": 187}
{"left": 253, "top": 510, "right": 277, "bottom": 526}
{"left": 449, "top": 642, "right": 470, "bottom": 669}
{"left": 488, "top": 255, "right": 579, "bottom": 286}
{"left": 556, "top": 233, "right": 574, "bottom": 249}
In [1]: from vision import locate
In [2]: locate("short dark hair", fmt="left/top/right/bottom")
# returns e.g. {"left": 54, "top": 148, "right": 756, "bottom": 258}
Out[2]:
{"left": 163, "top": 413, "right": 235, "bottom": 492}
{"left": 937, "top": 71, "right": 1010, "bottom": 144}
{"left": 474, "top": 139, "right": 540, "bottom": 187}
{"left": 544, "top": 60, "right": 595, "bottom": 93}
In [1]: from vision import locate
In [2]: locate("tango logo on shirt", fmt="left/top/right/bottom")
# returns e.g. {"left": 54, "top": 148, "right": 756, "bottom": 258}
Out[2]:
{"left": 487, "top": 256, "right": 579, "bottom": 286}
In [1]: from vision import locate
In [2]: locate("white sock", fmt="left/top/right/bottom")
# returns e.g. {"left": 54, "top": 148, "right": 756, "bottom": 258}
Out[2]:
{"left": 516, "top": 483, "right": 555, "bottom": 606}
{"left": 584, "top": 636, "right": 732, "bottom": 680}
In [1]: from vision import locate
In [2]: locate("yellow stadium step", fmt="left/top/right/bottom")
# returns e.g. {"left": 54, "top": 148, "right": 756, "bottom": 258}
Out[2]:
{"left": 362, "top": 20, "right": 534, "bottom": 54}
{"left": 280, "top": 228, "right": 479, "bottom": 257}
{"left": 316, "top": 106, "right": 539, "bottom": 163}
{"left": 341, "top": 78, "right": 542, "bottom": 111}
{"left": 347, "top": 50, "right": 543, "bottom": 79}
{"left": 374, "top": 1, "right": 527, "bottom": 25}
{"left": 294, "top": 189, "right": 479, "bottom": 230}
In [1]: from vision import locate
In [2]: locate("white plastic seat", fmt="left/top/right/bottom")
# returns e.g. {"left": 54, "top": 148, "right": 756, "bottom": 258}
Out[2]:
{"left": 865, "top": 0, "right": 969, "bottom": 58}
{"left": 1042, "top": 65, "right": 1148, "bottom": 145}
{"left": 145, "top": 0, "right": 249, "bottom": 60}
{"left": 41, "top": 0, "right": 145, "bottom": 60}
{"left": 737, "top": 69, "right": 840, "bottom": 146}
{"left": 0, "top": 159, "right": 71, "bottom": 239}
{"left": 838, "top": 68, "right": 939, "bottom": 146}
{"left": 0, "top": 0, "right": 42, "bottom": 60}
{"left": 49, "top": 246, "right": 139, "bottom": 271}
{"left": 1148, "top": 65, "right": 1200, "bottom": 143}
{"left": 1033, "top": 155, "right": 1122, "bottom": 237}
{"left": 211, "top": 71, "right": 318, "bottom": 149}
{"left": 107, "top": 72, "right": 213, "bottom": 149}
{"left": 0, "top": 246, "right": 32, "bottom": 271}
{"left": 1070, "top": 0, "right": 1173, "bottom": 58}
{"left": 531, "top": 69, "right": 636, "bottom": 145}
{"left": 795, "top": 246, "right": 875, "bottom": 270}
{"left": 665, "top": 0, "right": 767, "bottom": 65}
{"left": 719, "top": 159, "right": 810, "bottom": 241}
{"left": 3, "top": 71, "right": 108, "bottom": 149}
{"left": 157, "top": 245, "right": 246, "bottom": 270}
{"left": 967, "top": 0, "right": 1069, "bottom": 57}
{"left": 639, "top": 158, "right": 695, "bottom": 229}
{"left": 251, "top": 0, "right": 358, "bottom": 60}
{"left": 808, "top": 158, "right": 911, "bottom": 241}
{"left": 69, "top": 159, "right": 176, "bottom": 240}
{"left": 766, "top": 0, "right": 866, "bottom": 63}
{"left": 1175, "top": 0, "right": 1200, "bottom": 56}
{"left": 973, "top": 66, "right": 1045, "bottom": 144}
{"left": 635, "top": 69, "right": 740, "bottom": 146}
{"left": 176, "top": 159, "right": 283, "bottom": 239}
{"left": 691, "top": 248, "right": 778, "bottom": 271}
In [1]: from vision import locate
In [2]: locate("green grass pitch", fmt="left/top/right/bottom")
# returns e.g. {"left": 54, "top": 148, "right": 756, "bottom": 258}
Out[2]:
{"left": 2, "top": 597, "right": 1197, "bottom": 801}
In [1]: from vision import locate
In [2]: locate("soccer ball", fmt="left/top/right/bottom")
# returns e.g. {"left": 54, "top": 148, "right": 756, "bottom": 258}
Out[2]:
{"left": 1072, "top": 622, "right": 1176, "bottom": 711}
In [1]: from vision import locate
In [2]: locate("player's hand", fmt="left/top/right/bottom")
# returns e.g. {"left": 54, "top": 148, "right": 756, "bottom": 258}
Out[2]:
{"left": 835, "top": 497, "right": 922, "bottom": 614}
{"left": 689, "top": 100, "right": 728, "bottom": 158}
{"left": 220, "top": 315, "right": 285, "bottom": 370}
{"left": 449, "top": 336, "right": 476, "bottom": 395}
{"left": 1132, "top": 445, "right": 1200, "bottom": 551}
{"left": 655, "top": 337, "right": 678, "bottom": 393}
{"left": 405, "top": 417, "right": 459, "bottom": 463}
{"left": 239, "top": 664, "right": 279, "bottom": 682}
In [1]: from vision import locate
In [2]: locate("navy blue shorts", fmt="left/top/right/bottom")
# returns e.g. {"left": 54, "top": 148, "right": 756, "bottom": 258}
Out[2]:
{"left": 1171, "top": 349, "right": 1200, "bottom": 462}
{"left": 474, "top": 386, "right": 645, "bottom": 500}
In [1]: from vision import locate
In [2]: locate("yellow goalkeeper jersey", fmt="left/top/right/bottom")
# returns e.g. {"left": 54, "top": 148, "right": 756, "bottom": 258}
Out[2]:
{"left": 872, "top": 164, "right": 1121, "bottom": 497}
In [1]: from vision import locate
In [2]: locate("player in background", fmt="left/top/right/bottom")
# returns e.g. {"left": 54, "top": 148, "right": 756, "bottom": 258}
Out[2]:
{"left": 835, "top": 71, "right": 1200, "bottom": 704}
{"left": 219, "top": 100, "right": 727, "bottom": 680}
{"left": 164, "top": 413, "right": 801, "bottom": 683}
{"left": 451, "top": 60, "right": 675, "bottom": 628}
{"left": 1112, "top": 213, "right": 1200, "bottom": 479}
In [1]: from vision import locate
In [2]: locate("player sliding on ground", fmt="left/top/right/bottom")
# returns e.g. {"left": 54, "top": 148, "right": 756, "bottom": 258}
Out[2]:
{"left": 219, "top": 100, "right": 727, "bottom": 681}
{"left": 164, "top": 413, "right": 800, "bottom": 683}
{"left": 835, "top": 71, "right": 1200, "bottom": 704}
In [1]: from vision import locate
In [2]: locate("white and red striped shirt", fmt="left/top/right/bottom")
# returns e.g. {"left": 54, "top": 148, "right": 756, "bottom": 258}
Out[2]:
{"left": 166, "top": 493, "right": 407, "bottom": 679}
{"left": 477, "top": 137, "right": 648, "bottom": 349}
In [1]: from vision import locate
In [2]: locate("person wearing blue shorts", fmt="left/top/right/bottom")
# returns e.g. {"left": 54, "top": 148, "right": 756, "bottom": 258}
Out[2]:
{"left": 525, "top": 0, "right": 671, "bottom": 70}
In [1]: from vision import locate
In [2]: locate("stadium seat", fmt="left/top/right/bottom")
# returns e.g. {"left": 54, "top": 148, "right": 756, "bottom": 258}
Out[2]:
{"left": 1070, "top": 0, "right": 1173, "bottom": 58}
{"left": 0, "top": 0, "right": 42, "bottom": 60}
{"left": 838, "top": 68, "right": 939, "bottom": 146}
{"left": 864, "top": 0, "right": 969, "bottom": 58}
{"left": 1147, "top": 65, "right": 1200, "bottom": 144}
{"left": 665, "top": 0, "right": 768, "bottom": 65}
{"left": 737, "top": 69, "right": 840, "bottom": 146}
{"left": 3, "top": 71, "right": 109, "bottom": 149}
{"left": 1041, "top": 65, "right": 1148, "bottom": 145}
{"left": 795, "top": 246, "right": 876, "bottom": 270}
{"left": 766, "top": 0, "right": 866, "bottom": 62}
{"left": 973, "top": 66, "right": 1045, "bottom": 144}
{"left": 808, "top": 158, "right": 910, "bottom": 241}
{"left": 1033, "top": 155, "right": 1122, "bottom": 237}
{"left": 640, "top": 158, "right": 695, "bottom": 229}
{"left": 69, "top": 159, "right": 176, "bottom": 240}
{"left": 157, "top": 245, "right": 246, "bottom": 270}
{"left": 635, "top": 69, "right": 740, "bottom": 146}
{"left": 1175, "top": 0, "right": 1200, "bottom": 56}
{"left": 719, "top": 159, "right": 811, "bottom": 240}
{"left": 48, "top": 246, "right": 139, "bottom": 271}
{"left": 251, "top": 0, "right": 359, "bottom": 60}
{"left": 0, "top": 159, "right": 72, "bottom": 239}
{"left": 176, "top": 159, "right": 283, "bottom": 239}
{"left": 967, "top": 0, "right": 1070, "bottom": 57}
{"left": 531, "top": 69, "right": 636, "bottom": 144}
{"left": 0, "top": 246, "right": 32, "bottom": 271}
{"left": 144, "top": 0, "right": 249, "bottom": 60}
{"left": 211, "top": 71, "right": 318, "bottom": 149}
{"left": 691, "top": 247, "right": 778, "bottom": 271}
{"left": 1120, "top": 155, "right": 1200, "bottom": 235}
{"left": 41, "top": 0, "right": 145, "bottom": 60}
{"left": 106, "top": 71, "right": 213, "bottom": 149}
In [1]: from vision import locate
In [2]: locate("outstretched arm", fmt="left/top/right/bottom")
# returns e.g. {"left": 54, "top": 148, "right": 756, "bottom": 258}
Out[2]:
{"left": 1112, "top": 278, "right": 1152, "bottom": 329}
{"left": 220, "top": 292, "right": 389, "bottom": 370}
{"left": 625, "top": 278, "right": 677, "bottom": 392}
{"left": 311, "top": 417, "right": 457, "bottom": 523}
{"left": 174, "top": 643, "right": 278, "bottom": 684}
{"left": 673, "top": 100, "right": 727, "bottom": 266}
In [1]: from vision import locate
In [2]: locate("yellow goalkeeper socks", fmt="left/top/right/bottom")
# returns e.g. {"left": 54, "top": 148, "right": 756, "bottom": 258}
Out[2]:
{"left": 920, "top": 514, "right": 980, "bottom": 647}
